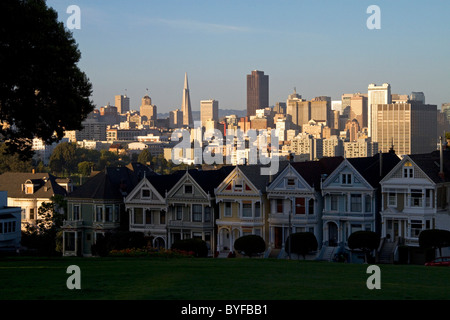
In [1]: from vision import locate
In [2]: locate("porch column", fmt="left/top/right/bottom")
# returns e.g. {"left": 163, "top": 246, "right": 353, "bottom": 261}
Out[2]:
{"left": 74, "top": 231, "right": 78, "bottom": 255}
{"left": 62, "top": 231, "right": 66, "bottom": 256}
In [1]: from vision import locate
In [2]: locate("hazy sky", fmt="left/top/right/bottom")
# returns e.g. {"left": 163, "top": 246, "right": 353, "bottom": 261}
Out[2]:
{"left": 47, "top": 0, "right": 450, "bottom": 113}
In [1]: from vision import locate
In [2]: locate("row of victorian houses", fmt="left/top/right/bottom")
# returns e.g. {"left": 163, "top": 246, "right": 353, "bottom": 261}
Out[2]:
{"left": 58, "top": 146, "right": 450, "bottom": 264}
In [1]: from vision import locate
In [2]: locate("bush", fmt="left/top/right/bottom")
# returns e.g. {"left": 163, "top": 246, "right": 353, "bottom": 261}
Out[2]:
{"left": 419, "top": 229, "right": 450, "bottom": 257}
{"left": 91, "top": 231, "right": 148, "bottom": 257}
{"left": 348, "top": 231, "right": 380, "bottom": 263}
{"left": 285, "top": 232, "right": 318, "bottom": 260}
{"left": 234, "top": 235, "right": 266, "bottom": 258}
{"left": 171, "top": 238, "right": 208, "bottom": 258}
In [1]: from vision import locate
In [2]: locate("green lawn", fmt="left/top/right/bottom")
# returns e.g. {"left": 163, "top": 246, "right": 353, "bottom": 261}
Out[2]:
{"left": 0, "top": 256, "right": 449, "bottom": 300}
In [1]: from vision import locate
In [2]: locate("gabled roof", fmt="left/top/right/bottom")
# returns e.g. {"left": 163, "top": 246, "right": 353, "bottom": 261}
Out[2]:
{"left": 290, "top": 156, "right": 344, "bottom": 190}
{"left": 407, "top": 149, "right": 450, "bottom": 184}
{"left": 0, "top": 172, "right": 68, "bottom": 199}
{"left": 68, "top": 166, "right": 149, "bottom": 200}
{"left": 236, "top": 161, "right": 290, "bottom": 192}
{"left": 347, "top": 152, "right": 401, "bottom": 187}
{"left": 186, "top": 166, "right": 235, "bottom": 195}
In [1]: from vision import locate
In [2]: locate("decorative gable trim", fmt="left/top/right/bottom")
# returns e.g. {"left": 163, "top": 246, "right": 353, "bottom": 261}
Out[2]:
{"left": 380, "top": 156, "right": 435, "bottom": 185}
{"left": 215, "top": 167, "right": 259, "bottom": 197}
{"left": 322, "top": 159, "right": 373, "bottom": 190}
{"left": 125, "top": 177, "right": 165, "bottom": 204}
{"left": 266, "top": 163, "right": 314, "bottom": 193}
{"left": 166, "top": 171, "right": 209, "bottom": 200}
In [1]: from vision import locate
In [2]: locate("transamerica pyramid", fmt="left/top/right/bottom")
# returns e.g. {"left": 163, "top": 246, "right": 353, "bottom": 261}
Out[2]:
{"left": 182, "top": 72, "right": 193, "bottom": 127}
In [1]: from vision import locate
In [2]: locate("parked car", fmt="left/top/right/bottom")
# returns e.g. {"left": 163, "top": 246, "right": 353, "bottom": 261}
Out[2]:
{"left": 425, "top": 257, "right": 450, "bottom": 266}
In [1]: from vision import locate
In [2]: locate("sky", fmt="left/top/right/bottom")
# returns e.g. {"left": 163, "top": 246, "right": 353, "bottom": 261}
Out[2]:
{"left": 46, "top": 0, "right": 450, "bottom": 113}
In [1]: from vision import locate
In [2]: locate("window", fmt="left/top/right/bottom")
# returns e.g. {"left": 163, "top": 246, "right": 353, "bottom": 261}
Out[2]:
{"left": 351, "top": 194, "right": 362, "bottom": 212}
{"left": 141, "top": 189, "right": 151, "bottom": 198}
{"left": 145, "top": 210, "right": 152, "bottom": 224}
{"left": 330, "top": 195, "right": 338, "bottom": 211}
{"left": 224, "top": 202, "right": 232, "bottom": 217}
{"left": 308, "top": 199, "right": 314, "bottom": 215}
{"left": 193, "top": 204, "right": 202, "bottom": 222}
{"left": 204, "top": 207, "right": 211, "bottom": 222}
{"left": 388, "top": 193, "right": 396, "bottom": 206}
{"left": 73, "top": 205, "right": 80, "bottom": 221}
{"left": 255, "top": 202, "right": 261, "bottom": 218}
{"left": 21, "top": 209, "right": 26, "bottom": 220}
{"left": 176, "top": 205, "right": 183, "bottom": 220}
{"left": 276, "top": 199, "right": 283, "bottom": 213}
{"left": 105, "top": 206, "right": 113, "bottom": 222}
{"left": 341, "top": 173, "right": 352, "bottom": 184}
{"left": 425, "top": 189, "right": 432, "bottom": 207}
{"left": 25, "top": 184, "right": 33, "bottom": 194}
{"left": 295, "top": 198, "right": 305, "bottom": 214}
{"left": 411, "top": 189, "right": 423, "bottom": 207}
{"left": 242, "top": 202, "right": 252, "bottom": 218}
{"left": 403, "top": 162, "right": 413, "bottom": 178}
{"left": 96, "top": 206, "right": 103, "bottom": 222}
{"left": 411, "top": 220, "right": 422, "bottom": 237}
{"left": 184, "top": 185, "right": 193, "bottom": 194}
{"left": 114, "top": 205, "right": 120, "bottom": 222}
{"left": 234, "top": 183, "right": 243, "bottom": 192}
{"left": 29, "top": 208, "right": 35, "bottom": 220}
{"left": 365, "top": 195, "right": 371, "bottom": 212}
{"left": 287, "top": 178, "right": 295, "bottom": 188}
{"left": 160, "top": 212, "right": 166, "bottom": 224}
{"left": 133, "top": 208, "right": 143, "bottom": 224}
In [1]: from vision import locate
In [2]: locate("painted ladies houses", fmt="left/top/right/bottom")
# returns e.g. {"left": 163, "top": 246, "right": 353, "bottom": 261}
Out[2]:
{"left": 320, "top": 151, "right": 400, "bottom": 261}
{"left": 214, "top": 163, "right": 288, "bottom": 256}
{"left": 379, "top": 148, "right": 450, "bottom": 263}
{"left": 125, "top": 171, "right": 180, "bottom": 249}
{"left": 266, "top": 157, "right": 343, "bottom": 258}
{"left": 0, "top": 172, "right": 71, "bottom": 230}
{"left": 165, "top": 167, "right": 234, "bottom": 255}
{"left": 62, "top": 163, "right": 153, "bottom": 256}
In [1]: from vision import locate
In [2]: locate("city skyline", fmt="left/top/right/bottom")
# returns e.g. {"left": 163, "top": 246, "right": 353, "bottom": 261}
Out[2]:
{"left": 46, "top": 1, "right": 450, "bottom": 112}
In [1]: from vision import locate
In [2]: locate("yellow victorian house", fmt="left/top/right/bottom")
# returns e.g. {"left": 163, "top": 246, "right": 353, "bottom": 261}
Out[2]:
{"left": 214, "top": 163, "right": 287, "bottom": 257}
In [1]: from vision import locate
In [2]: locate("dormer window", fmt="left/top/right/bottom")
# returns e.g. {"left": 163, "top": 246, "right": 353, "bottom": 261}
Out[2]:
{"left": 403, "top": 162, "right": 414, "bottom": 178}
{"left": 141, "top": 189, "right": 151, "bottom": 198}
{"left": 234, "top": 181, "right": 243, "bottom": 192}
{"left": 24, "top": 180, "right": 34, "bottom": 194}
{"left": 287, "top": 178, "right": 295, "bottom": 188}
{"left": 341, "top": 173, "right": 352, "bottom": 185}
{"left": 184, "top": 185, "right": 193, "bottom": 194}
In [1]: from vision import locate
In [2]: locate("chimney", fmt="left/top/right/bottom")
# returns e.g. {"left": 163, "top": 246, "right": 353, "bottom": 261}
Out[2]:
{"left": 32, "top": 168, "right": 35, "bottom": 174}
{"left": 439, "top": 136, "right": 445, "bottom": 180}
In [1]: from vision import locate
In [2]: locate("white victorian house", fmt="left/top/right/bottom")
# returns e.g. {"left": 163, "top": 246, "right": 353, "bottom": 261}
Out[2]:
{"left": 380, "top": 148, "right": 450, "bottom": 263}
{"left": 266, "top": 158, "right": 343, "bottom": 258}
{"left": 320, "top": 152, "right": 400, "bottom": 261}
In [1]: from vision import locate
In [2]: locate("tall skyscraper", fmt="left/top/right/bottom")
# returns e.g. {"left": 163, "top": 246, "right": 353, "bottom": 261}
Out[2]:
{"left": 182, "top": 72, "right": 193, "bottom": 128}
{"left": 374, "top": 102, "right": 437, "bottom": 155}
{"left": 247, "top": 70, "right": 269, "bottom": 117}
{"left": 286, "top": 89, "right": 309, "bottom": 131}
{"left": 350, "top": 94, "right": 368, "bottom": 129}
{"left": 169, "top": 109, "right": 183, "bottom": 129}
{"left": 140, "top": 94, "right": 157, "bottom": 125}
{"left": 310, "top": 96, "right": 331, "bottom": 127}
{"left": 368, "top": 83, "right": 391, "bottom": 138}
{"left": 115, "top": 95, "right": 130, "bottom": 114}
{"left": 200, "top": 99, "right": 219, "bottom": 128}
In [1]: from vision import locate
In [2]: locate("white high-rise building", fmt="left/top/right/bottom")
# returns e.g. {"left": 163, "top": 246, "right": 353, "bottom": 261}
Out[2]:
{"left": 368, "top": 83, "right": 391, "bottom": 139}
{"left": 200, "top": 99, "right": 219, "bottom": 128}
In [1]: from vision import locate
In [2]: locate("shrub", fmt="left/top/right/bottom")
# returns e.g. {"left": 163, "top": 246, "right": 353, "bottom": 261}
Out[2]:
{"left": 348, "top": 231, "right": 380, "bottom": 263}
{"left": 285, "top": 232, "right": 318, "bottom": 260}
{"left": 171, "top": 238, "right": 208, "bottom": 258}
{"left": 234, "top": 235, "right": 266, "bottom": 258}
{"left": 419, "top": 229, "right": 450, "bottom": 258}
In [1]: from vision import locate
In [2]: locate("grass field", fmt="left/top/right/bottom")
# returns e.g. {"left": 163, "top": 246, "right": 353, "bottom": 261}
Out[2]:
{"left": 0, "top": 256, "right": 449, "bottom": 300}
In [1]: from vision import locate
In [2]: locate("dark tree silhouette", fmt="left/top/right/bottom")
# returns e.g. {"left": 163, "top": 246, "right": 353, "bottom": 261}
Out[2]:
{"left": 234, "top": 235, "right": 266, "bottom": 258}
{"left": 348, "top": 231, "right": 380, "bottom": 263}
{"left": 0, "top": 0, "right": 94, "bottom": 160}
{"left": 285, "top": 232, "right": 318, "bottom": 260}
{"left": 419, "top": 229, "right": 450, "bottom": 258}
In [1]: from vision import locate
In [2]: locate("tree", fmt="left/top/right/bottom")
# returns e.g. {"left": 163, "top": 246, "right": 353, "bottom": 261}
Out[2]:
{"left": 49, "top": 142, "right": 78, "bottom": 175}
{"left": 78, "top": 161, "right": 94, "bottom": 177}
{"left": 0, "top": 143, "right": 33, "bottom": 173}
{"left": 285, "top": 232, "right": 318, "bottom": 260}
{"left": 234, "top": 235, "right": 266, "bottom": 258}
{"left": 0, "top": 0, "right": 94, "bottom": 160}
{"left": 419, "top": 229, "right": 450, "bottom": 258}
{"left": 21, "top": 195, "right": 66, "bottom": 256}
{"left": 138, "top": 149, "right": 152, "bottom": 165}
{"left": 348, "top": 231, "right": 380, "bottom": 263}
